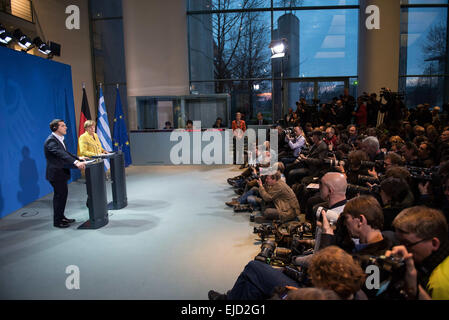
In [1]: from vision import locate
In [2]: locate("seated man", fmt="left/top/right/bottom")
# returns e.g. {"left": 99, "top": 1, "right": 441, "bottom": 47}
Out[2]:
{"left": 390, "top": 206, "right": 449, "bottom": 299}
{"left": 286, "top": 129, "right": 328, "bottom": 186}
{"left": 254, "top": 171, "right": 300, "bottom": 223}
{"left": 280, "top": 126, "right": 306, "bottom": 165}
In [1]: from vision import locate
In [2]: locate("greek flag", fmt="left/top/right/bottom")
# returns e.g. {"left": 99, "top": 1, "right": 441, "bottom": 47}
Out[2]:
{"left": 97, "top": 86, "right": 112, "bottom": 170}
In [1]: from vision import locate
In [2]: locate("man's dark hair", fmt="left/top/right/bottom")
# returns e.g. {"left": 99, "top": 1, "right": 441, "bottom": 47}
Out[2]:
{"left": 343, "top": 195, "right": 384, "bottom": 231}
{"left": 405, "top": 141, "right": 418, "bottom": 155}
{"left": 312, "top": 130, "right": 323, "bottom": 139}
{"left": 50, "top": 119, "right": 64, "bottom": 132}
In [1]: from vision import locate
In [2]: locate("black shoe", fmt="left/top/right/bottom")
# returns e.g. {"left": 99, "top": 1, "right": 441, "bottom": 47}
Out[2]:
{"left": 233, "top": 204, "right": 253, "bottom": 213}
{"left": 62, "top": 218, "right": 76, "bottom": 224}
{"left": 208, "top": 290, "right": 227, "bottom": 300}
{"left": 54, "top": 221, "right": 70, "bottom": 228}
{"left": 234, "top": 188, "right": 244, "bottom": 195}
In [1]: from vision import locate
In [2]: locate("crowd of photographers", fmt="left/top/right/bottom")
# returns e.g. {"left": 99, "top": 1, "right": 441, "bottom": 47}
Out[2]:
{"left": 210, "top": 88, "right": 449, "bottom": 300}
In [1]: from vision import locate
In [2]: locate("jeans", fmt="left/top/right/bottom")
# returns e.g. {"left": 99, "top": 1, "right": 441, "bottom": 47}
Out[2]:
{"left": 226, "top": 261, "right": 300, "bottom": 300}
{"left": 239, "top": 187, "right": 259, "bottom": 206}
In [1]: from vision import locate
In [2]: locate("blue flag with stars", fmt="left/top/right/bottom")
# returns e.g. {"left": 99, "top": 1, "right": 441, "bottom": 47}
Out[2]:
{"left": 112, "top": 86, "right": 132, "bottom": 167}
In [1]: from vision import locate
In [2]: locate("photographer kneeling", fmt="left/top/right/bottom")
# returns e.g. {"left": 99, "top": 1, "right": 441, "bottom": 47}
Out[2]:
{"left": 252, "top": 171, "right": 300, "bottom": 223}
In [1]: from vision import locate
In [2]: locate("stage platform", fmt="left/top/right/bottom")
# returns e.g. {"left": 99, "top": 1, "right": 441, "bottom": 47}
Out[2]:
{"left": 0, "top": 165, "right": 260, "bottom": 299}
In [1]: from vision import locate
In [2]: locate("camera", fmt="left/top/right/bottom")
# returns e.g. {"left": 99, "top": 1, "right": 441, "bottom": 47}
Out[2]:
{"left": 254, "top": 240, "right": 277, "bottom": 263}
{"left": 282, "top": 265, "right": 308, "bottom": 284}
{"left": 356, "top": 254, "right": 407, "bottom": 299}
{"left": 407, "top": 165, "right": 439, "bottom": 183}
{"left": 283, "top": 127, "right": 295, "bottom": 137}
{"left": 274, "top": 221, "right": 313, "bottom": 250}
{"left": 380, "top": 88, "right": 405, "bottom": 102}
{"left": 316, "top": 207, "right": 340, "bottom": 225}
{"left": 300, "top": 157, "right": 345, "bottom": 169}
{"left": 253, "top": 223, "right": 276, "bottom": 241}
{"left": 347, "top": 183, "right": 381, "bottom": 196}
{"left": 357, "top": 174, "right": 380, "bottom": 185}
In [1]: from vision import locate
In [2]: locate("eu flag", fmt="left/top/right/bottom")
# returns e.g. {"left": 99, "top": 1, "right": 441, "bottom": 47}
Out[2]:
{"left": 112, "top": 86, "right": 132, "bottom": 167}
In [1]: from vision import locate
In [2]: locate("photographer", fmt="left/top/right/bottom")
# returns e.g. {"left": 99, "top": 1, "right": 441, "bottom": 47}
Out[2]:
{"left": 324, "top": 127, "right": 338, "bottom": 147}
{"left": 379, "top": 88, "right": 404, "bottom": 130}
{"left": 400, "top": 142, "right": 421, "bottom": 167}
{"left": 252, "top": 171, "right": 300, "bottom": 223}
{"left": 280, "top": 126, "right": 306, "bottom": 165}
{"left": 208, "top": 245, "right": 366, "bottom": 301}
{"left": 361, "top": 136, "right": 384, "bottom": 162}
{"left": 318, "top": 196, "right": 394, "bottom": 298}
{"left": 390, "top": 206, "right": 449, "bottom": 299}
{"left": 353, "top": 96, "right": 367, "bottom": 127}
{"left": 379, "top": 177, "right": 414, "bottom": 231}
{"left": 286, "top": 130, "right": 329, "bottom": 186}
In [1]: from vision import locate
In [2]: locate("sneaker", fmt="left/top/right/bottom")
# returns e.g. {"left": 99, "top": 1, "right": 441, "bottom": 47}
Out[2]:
{"left": 234, "top": 188, "right": 244, "bottom": 195}
{"left": 208, "top": 290, "right": 227, "bottom": 300}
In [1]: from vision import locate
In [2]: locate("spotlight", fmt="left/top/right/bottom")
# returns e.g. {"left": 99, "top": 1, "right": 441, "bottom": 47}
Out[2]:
{"left": 269, "top": 39, "right": 288, "bottom": 59}
{"left": 13, "top": 29, "right": 32, "bottom": 50}
{"left": 0, "top": 25, "right": 12, "bottom": 44}
{"left": 33, "top": 37, "right": 51, "bottom": 55}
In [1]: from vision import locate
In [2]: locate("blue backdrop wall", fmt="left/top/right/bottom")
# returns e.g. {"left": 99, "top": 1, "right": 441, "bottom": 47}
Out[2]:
{"left": 0, "top": 47, "right": 80, "bottom": 218}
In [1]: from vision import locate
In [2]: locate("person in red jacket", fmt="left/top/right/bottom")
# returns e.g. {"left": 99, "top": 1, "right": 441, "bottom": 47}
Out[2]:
{"left": 232, "top": 112, "right": 246, "bottom": 134}
{"left": 354, "top": 97, "right": 367, "bottom": 127}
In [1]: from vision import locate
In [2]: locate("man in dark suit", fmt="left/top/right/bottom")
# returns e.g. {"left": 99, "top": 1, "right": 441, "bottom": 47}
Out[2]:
{"left": 44, "top": 119, "right": 86, "bottom": 228}
{"left": 255, "top": 112, "right": 268, "bottom": 125}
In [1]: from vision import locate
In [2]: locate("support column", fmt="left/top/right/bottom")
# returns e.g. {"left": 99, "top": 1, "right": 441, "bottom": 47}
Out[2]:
{"left": 122, "top": 0, "right": 190, "bottom": 130}
{"left": 358, "top": 0, "right": 401, "bottom": 95}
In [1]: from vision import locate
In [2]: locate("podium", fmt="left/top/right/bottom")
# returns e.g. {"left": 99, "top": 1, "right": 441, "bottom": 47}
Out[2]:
{"left": 78, "top": 159, "right": 109, "bottom": 229}
{"left": 109, "top": 151, "right": 128, "bottom": 210}
{"left": 92, "top": 151, "right": 128, "bottom": 210}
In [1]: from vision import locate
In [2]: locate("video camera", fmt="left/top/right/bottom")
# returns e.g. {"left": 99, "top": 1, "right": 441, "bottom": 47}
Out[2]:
{"left": 380, "top": 88, "right": 405, "bottom": 102}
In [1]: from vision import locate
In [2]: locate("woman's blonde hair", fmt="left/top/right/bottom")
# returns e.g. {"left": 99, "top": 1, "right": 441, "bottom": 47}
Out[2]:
{"left": 84, "top": 120, "right": 96, "bottom": 129}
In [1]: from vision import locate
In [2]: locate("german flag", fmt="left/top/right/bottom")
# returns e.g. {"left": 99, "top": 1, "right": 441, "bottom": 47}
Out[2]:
{"left": 77, "top": 86, "right": 92, "bottom": 155}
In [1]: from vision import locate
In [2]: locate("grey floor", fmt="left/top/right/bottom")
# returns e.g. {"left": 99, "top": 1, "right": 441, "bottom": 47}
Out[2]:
{"left": 0, "top": 165, "right": 261, "bottom": 300}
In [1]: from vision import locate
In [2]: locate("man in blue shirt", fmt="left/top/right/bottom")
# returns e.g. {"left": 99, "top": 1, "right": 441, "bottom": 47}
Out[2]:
{"left": 281, "top": 126, "right": 306, "bottom": 166}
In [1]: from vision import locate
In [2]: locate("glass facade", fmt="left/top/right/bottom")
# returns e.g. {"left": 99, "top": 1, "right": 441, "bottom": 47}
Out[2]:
{"left": 188, "top": 0, "right": 448, "bottom": 121}
{"left": 187, "top": 0, "right": 360, "bottom": 123}
{"left": 400, "top": 2, "right": 449, "bottom": 108}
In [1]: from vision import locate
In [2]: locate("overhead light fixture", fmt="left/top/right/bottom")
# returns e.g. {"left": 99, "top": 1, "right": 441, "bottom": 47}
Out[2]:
{"left": 269, "top": 39, "right": 288, "bottom": 59}
{"left": 0, "top": 25, "right": 12, "bottom": 44}
{"left": 13, "top": 29, "right": 32, "bottom": 50}
{"left": 33, "top": 37, "right": 51, "bottom": 55}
